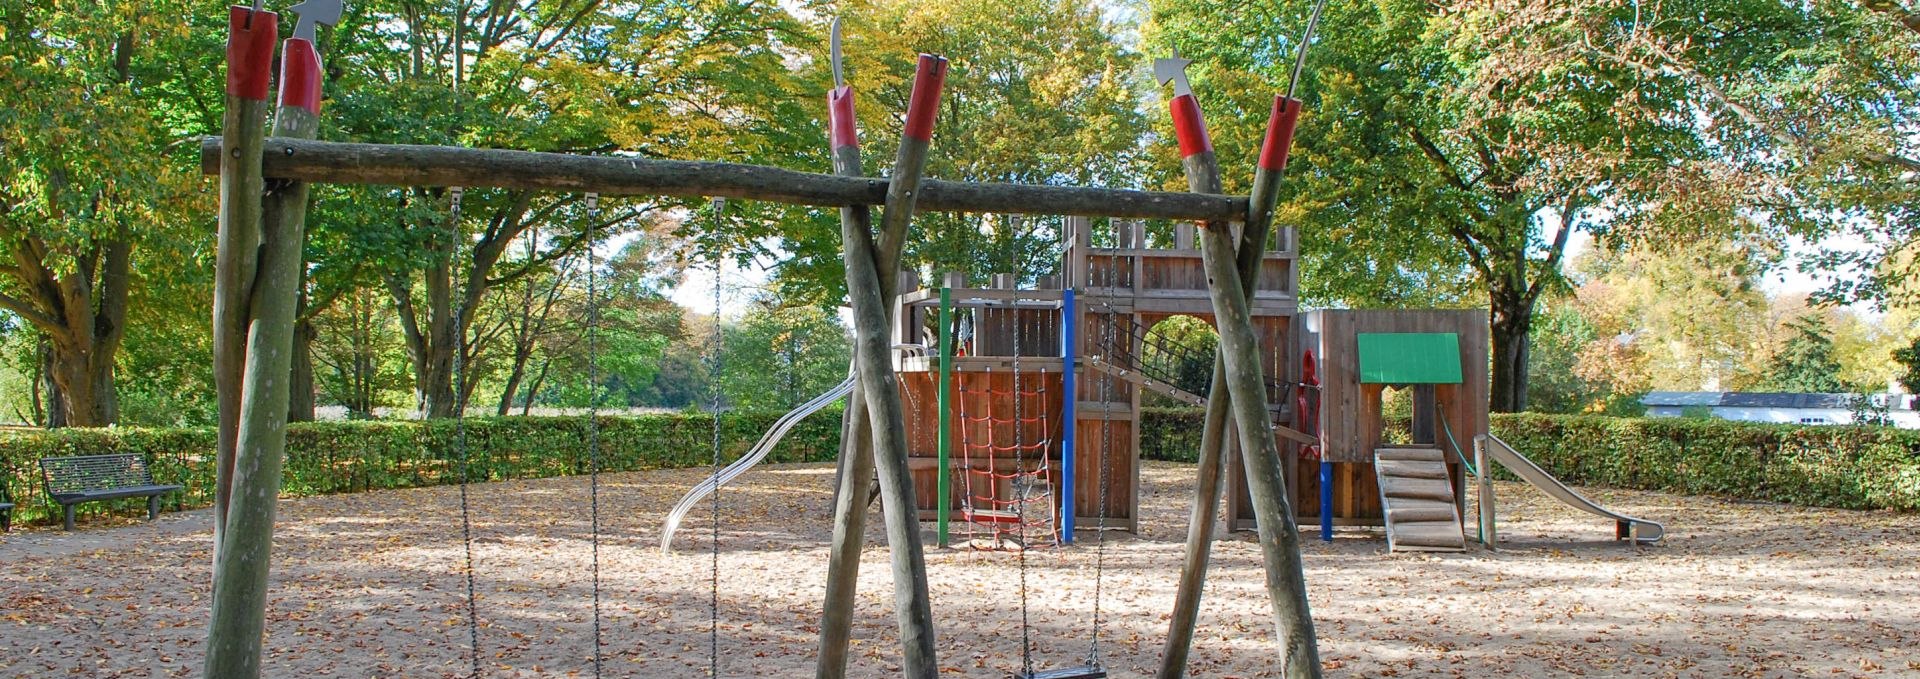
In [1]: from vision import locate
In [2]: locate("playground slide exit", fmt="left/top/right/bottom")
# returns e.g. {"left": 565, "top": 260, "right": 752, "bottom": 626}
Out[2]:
{"left": 1475, "top": 434, "right": 1665, "bottom": 545}
{"left": 660, "top": 376, "right": 856, "bottom": 553}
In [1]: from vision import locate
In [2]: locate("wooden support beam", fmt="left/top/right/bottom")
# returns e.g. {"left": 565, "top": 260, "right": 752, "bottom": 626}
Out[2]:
{"left": 1160, "top": 93, "right": 1320, "bottom": 679}
{"left": 197, "top": 137, "right": 1250, "bottom": 221}
{"left": 817, "top": 84, "right": 880, "bottom": 679}
{"left": 206, "top": 29, "right": 325, "bottom": 679}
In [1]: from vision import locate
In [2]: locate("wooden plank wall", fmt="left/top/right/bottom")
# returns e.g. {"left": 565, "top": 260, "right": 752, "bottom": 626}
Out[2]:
{"left": 1307, "top": 309, "right": 1489, "bottom": 464}
{"left": 1223, "top": 309, "right": 1489, "bottom": 529}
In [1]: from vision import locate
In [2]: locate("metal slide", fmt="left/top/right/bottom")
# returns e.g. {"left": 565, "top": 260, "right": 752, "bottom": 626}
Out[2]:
{"left": 1475, "top": 434, "right": 1665, "bottom": 545}
{"left": 660, "top": 376, "right": 855, "bottom": 553}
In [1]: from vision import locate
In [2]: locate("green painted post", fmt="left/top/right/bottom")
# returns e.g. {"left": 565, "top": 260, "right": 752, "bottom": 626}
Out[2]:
{"left": 936, "top": 286, "right": 953, "bottom": 547}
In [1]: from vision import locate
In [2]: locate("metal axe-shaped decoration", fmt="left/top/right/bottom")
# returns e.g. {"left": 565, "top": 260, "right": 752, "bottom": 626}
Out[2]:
{"left": 1154, "top": 50, "right": 1194, "bottom": 97}
{"left": 288, "top": 0, "right": 342, "bottom": 42}
{"left": 830, "top": 17, "right": 846, "bottom": 89}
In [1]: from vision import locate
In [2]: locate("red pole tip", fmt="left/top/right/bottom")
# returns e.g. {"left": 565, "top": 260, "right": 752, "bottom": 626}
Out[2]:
{"left": 225, "top": 6, "right": 278, "bottom": 101}
{"left": 1258, "top": 96, "right": 1304, "bottom": 172}
{"left": 278, "top": 38, "right": 323, "bottom": 114}
{"left": 828, "top": 86, "right": 859, "bottom": 149}
{"left": 1169, "top": 93, "right": 1212, "bottom": 158}
{"left": 901, "top": 54, "right": 948, "bottom": 142}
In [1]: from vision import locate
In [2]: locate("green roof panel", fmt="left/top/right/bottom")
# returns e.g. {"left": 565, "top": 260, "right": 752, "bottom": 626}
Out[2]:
{"left": 1357, "top": 333, "right": 1462, "bottom": 384}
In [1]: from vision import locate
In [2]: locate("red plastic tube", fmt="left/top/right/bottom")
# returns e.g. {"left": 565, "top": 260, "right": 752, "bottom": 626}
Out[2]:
{"left": 1169, "top": 93, "right": 1212, "bottom": 158}
{"left": 1259, "top": 96, "right": 1304, "bottom": 172}
{"left": 828, "top": 85, "right": 858, "bottom": 149}
{"left": 901, "top": 54, "right": 949, "bottom": 142}
{"left": 225, "top": 6, "right": 278, "bottom": 100}
{"left": 278, "top": 38, "right": 323, "bottom": 114}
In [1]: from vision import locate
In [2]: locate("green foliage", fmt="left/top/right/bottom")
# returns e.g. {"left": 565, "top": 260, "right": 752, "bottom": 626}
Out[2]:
{"left": 1490, "top": 413, "right": 1920, "bottom": 512}
{"left": 771, "top": 0, "right": 1148, "bottom": 304}
{"left": 1847, "top": 394, "right": 1895, "bottom": 428}
{"left": 1892, "top": 336, "right": 1920, "bottom": 395}
{"left": 1758, "top": 315, "right": 1848, "bottom": 393}
{"left": 1526, "top": 303, "right": 1605, "bottom": 413}
{"left": 1136, "top": 409, "right": 1920, "bottom": 511}
{"left": 1139, "top": 316, "right": 1217, "bottom": 402}
{"left": 0, "top": 411, "right": 843, "bottom": 527}
{"left": 720, "top": 301, "right": 851, "bottom": 411}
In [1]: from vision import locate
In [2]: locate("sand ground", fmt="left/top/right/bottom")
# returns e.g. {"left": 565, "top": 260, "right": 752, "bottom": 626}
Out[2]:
{"left": 1, "top": 460, "right": 1915, "bottom": 678}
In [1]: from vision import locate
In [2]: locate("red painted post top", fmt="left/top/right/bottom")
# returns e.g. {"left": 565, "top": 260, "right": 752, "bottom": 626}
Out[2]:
{"left": 901, "top": 54, "right": 948, "bottom": 142}
{"left": 828, "top": 86, "right": 858, "bottom": 149}
{"left": 1258, "top": 96, "right": 1304, "bottom": 172}
{"left": 1169, "top": 93, "right": 1212, "bottom": 157}
{"left": 278, "top": 38, "right": 323, "bottom": 114}
{"left": 225, "top": 6, "right": 278, "bottom": 100}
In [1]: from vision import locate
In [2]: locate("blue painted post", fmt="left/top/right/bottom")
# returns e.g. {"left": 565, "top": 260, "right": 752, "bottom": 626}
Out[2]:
{"left": 1059, "top": 288, "right": 1077, "bottom": 543}
{"left": 1320, "top": 461, "right": 1333, "bottom": 542}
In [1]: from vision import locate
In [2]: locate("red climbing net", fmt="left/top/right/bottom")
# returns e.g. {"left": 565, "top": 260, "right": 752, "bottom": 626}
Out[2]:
{"left": 956, "top": 369, "right": 1060, "bottom": 551}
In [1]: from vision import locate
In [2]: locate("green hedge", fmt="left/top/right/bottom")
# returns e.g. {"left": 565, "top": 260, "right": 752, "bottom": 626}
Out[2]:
{"left": 1490, "top": 413, "right": 1920, "bottom": 511}
{"left": 0, "top": 411, "right": 842, "bottom": 527}
{"left": 6, "top": 409, "right": 1915, "bottom": 527}
{"left": 1142, "top": 409, "right": 1920, "bottom": 512}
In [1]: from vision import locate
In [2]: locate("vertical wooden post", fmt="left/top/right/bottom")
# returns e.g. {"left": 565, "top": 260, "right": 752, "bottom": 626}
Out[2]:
{"left": 211, "top": 3, "right": 277, "bottom": 558}
{"left": 1476, "top": 436, "right": 1496, "bottom": 550}
{"left": 1160, "top": 95, "right": 1308, "bottom": 678}
{"left": 206, "top": 27, "right": 326, "bottom": 679}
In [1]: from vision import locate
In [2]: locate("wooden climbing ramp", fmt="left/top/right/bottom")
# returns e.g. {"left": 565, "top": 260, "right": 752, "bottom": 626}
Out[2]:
{"left": 1374, "top": 448, "right": 1465, "bottom": 552}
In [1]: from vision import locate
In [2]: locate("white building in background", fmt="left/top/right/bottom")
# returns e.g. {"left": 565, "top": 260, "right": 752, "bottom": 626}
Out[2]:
{"left": 1640, "top": 391, "right": 1920, "bottom": 429}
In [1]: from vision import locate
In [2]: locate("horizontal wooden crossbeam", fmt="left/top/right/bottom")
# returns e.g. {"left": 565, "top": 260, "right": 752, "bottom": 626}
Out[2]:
{"left": 198, "top": 137, "right": 1250, "bottom": 221}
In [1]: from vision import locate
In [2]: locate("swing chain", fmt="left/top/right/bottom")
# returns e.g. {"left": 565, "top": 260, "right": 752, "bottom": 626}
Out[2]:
{"left": 707, "top": 200, "right": 727, "bottom": 678}
{"left": 584, "top": 192, "right": 605, "bottom": 678}
{"left": 447, "top": 185, "right": 482, "bottom": 679}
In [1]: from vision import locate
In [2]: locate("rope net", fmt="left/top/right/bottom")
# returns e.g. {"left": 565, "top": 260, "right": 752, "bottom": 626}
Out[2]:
{"left": 956, "top": 368, "right": 1061, "bottom": 550}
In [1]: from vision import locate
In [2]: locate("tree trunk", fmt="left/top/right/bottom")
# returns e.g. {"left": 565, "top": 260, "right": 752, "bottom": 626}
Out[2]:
{"left": 36, "top": 340, "right": 60, "bottom": 428}
{"left": 497, "top": 356, "right": 527, "bottom": 416}
{"left": 288, "top": 316, "right": 317, "bottom": 422}
{"left": 1488, "top": 284, "right": 1533, "bottom": 413}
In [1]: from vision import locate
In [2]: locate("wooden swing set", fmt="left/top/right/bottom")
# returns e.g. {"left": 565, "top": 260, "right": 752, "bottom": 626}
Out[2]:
{"left": 200, "top": 2, "right": 1329, "bottom": 678}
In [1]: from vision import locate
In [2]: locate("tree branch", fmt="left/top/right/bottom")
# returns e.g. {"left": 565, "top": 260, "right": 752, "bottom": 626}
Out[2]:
{"left": 0, "top": 290, "right": 62, "bottom": 333}
{"left": 1861, "top": 0, "right": 1920, "bottom": 37}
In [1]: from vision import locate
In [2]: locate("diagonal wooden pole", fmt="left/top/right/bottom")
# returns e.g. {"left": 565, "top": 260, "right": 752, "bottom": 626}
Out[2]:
{"left": 816, "top": 65, "right": 880, "bottom": 679}
{"left": 211, "top": 3, "right": 277, "bottom": 561}
{"left": 817, "top": 51, "right": 948, "bottom": 679}
{"left": 205, "top": 18, "right": 329, "bottom": 678}
{"left": 1169, "top": 85, "right": 1323, "bottom": 679}
{"left": 1159, "top": 95, "right": 1304, "bottom": 678}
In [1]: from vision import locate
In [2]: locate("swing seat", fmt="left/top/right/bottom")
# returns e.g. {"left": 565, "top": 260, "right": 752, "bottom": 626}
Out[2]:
{"left": 1016, "top": 663, "right": 1107, "bottom": 679}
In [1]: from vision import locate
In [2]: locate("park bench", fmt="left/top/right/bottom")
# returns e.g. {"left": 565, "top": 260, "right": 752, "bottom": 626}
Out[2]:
{"left": 1, "top": 478, "right": 13, "bottom": 532}
{"left": 39, "top": 454, "right": 181, "bottom": 531}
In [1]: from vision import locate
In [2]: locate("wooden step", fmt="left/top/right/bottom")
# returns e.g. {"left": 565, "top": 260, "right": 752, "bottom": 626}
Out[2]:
{"left": 1375, "top": 448, "right": 1445, "bottom": 463}
{"left": 1379, "top": 475, "right": 1454, "bottom": 503}
{"left": 1386, "top": 505, "right": 1458, "bottom": 524}
{"left": 1375, "top": 446, "right": 1466, "bottom": 552}
{"left": 1376, "top": 460, "right": 1449, "bottom": 480}
{"left": 1390, "top": 520, "right": 1466, "bottom": 549}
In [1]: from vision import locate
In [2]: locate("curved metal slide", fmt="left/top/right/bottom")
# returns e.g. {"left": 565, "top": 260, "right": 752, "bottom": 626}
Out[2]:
{"left": 660, "top": 376, "right": 855, "bottom": 553}
{"left": 1476, "top": 434, "right": 1665, "bottom": 544}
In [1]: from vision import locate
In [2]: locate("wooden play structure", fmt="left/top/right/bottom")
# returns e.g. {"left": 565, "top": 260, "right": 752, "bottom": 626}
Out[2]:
{"left": 891, "top": 217, "right": 1304, "bottom": 546}
{"left": 889, "top": 224, "right": 1499, "bottom": 554}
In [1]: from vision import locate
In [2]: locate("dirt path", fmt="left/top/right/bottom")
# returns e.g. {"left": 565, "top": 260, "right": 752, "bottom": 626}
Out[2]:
{"left": 1, "top": 461, "right": 1914, "bottom": 677}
